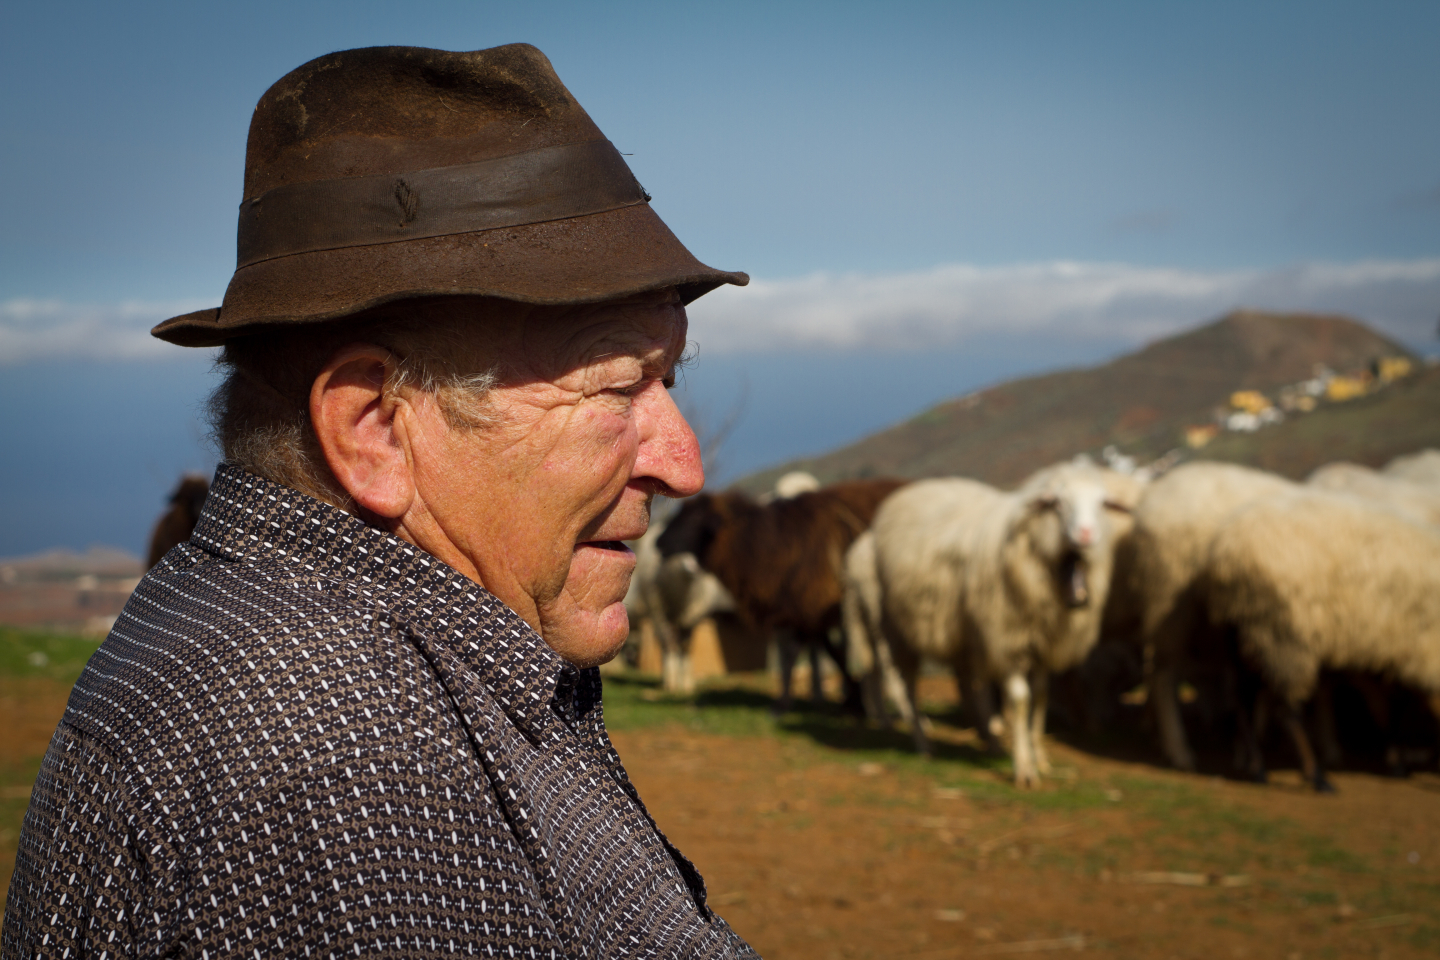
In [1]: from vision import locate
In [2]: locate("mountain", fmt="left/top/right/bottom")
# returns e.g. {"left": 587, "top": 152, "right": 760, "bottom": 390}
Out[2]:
{"left": 739, "top": 311, "right": 1432, "bottom": 490}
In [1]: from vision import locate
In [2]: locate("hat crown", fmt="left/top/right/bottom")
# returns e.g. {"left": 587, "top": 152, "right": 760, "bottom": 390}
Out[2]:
{"left": 152, "top": 43, "right": 747, "bottom": 347}
{"left": 246, "top": 44, "right": 601, "bottom": 198}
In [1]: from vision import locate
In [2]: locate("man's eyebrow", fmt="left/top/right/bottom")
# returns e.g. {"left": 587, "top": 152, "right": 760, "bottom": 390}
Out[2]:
{"left": 667, "top": 341, "right": 698, "bottom": 379}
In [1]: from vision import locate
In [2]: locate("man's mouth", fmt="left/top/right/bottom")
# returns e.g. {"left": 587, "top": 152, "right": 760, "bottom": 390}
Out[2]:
{"left": 578, "top": 540, "right": 634, "bottom": 554}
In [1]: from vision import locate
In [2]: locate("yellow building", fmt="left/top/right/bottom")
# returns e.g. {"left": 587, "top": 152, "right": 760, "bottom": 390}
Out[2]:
{"left": 1229, "top": 390, "right": 1272, "bottom": 414}
{"left": 1375, "top": 356, "right": 1413, "bottom": 383}
{"left": 1325, "top": 375, "right": 1368, "bottom": 402}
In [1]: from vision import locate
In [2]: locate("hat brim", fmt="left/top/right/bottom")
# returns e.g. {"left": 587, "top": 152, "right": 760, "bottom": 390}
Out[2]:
{"left": 152, "top": 203, "right": 747, "bottom": 347}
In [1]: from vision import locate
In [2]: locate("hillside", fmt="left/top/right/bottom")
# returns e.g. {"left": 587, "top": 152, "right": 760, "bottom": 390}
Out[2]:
{"left": 741, "top": 311, "right": 1432, "bottom": 489}
{"left": 1197, "top": 359, "right": 1440, "bottom": 478}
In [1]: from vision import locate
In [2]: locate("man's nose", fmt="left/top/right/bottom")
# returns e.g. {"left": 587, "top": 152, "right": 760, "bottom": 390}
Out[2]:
{"left": 635, "top": 384, "right": 704, "bottom": 498}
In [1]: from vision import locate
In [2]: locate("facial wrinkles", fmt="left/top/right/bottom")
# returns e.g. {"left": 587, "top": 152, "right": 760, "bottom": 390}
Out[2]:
{"left": 521, "top": 302, "right": 682, "bottom": 441}
{"left": 465, "top": 299, "right": 683, "bottom": 557}
{"left": 527, "top": 305, "right": 689, "bottom": 653}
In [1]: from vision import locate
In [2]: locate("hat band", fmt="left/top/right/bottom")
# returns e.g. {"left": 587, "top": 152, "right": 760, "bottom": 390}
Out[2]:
{"left": 236, "top": 139, "right": 649, "bottom": 268}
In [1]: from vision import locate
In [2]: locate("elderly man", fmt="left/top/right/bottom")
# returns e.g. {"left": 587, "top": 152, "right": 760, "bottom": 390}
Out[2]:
{"left": 2, "top": 45, "right": 756, "bottom": 959}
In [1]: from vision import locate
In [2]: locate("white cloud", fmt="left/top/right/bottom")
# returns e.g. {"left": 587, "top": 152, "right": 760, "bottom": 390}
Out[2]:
{"left": 685, "top": 258, "right": 1440, "bottom": 354}
{"left": 0, "top": 298, "right": 215, "bottom": 364}
{"left": 5, "top": 257, "right": 1438, "bottom": 364}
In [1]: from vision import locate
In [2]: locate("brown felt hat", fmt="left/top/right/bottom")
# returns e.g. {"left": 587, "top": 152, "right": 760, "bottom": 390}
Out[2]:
{"left": 153, "top": 44, "right": 747, "bottom": 347}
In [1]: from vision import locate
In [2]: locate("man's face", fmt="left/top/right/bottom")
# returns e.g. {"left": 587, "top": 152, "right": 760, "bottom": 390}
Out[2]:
{"left": 404, "top": 293, "right": 703, "bottom": 666}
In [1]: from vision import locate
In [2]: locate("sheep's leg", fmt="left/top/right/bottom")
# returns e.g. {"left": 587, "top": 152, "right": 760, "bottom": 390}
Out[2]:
{"left": 968, "top": 677, "right": 1004, "bottom": 756}
{"left": 1352, "top": 674, "right": 1406, "bottom": 777}
{"left": 774, "top": 631, "right": 799, "bottom": 715}
{"left": 1313, "top": 673, "right": 1344, "bottom": 770}
{"left": 1149, "top": 614, "right": 1198, "bottom": 772}
{"left": 876, "top": 630, "right": 930, "bottom": 755}
{"left": 843, "top": 587, "right": 886, "bottom": 726}
{"left": 661, "top": 647, "right": 678, "bottom": 693}
{"left": 860, "top": 670, "right": 887, "bottom": 728}
{"left": 1276, "top": 698, "right": 1334, "bottom": 793}
{"left": 1004, "top": 671, "right": 1039, "bottom": 788}
{"left": 958, "top": 648, "right": 1004, "bottom": 756}
{"left": 808, "top": 640, "right": 825, "bottom": 705}
{"left": 817, "top": 629, "right": 865, "bottom": 715}
{"left": 1232, "top": 666, "right": 1268, "bottom": 783}
{"left": 1031, "top": 667, "right": 1053, "bottom": 776}
{"left": 659, "top": 620, "right": 694, "bottom": 696}
{"left": 1428, "top": 694, "right": 1440, "bottom": 772}
{"left": 652, "top": 608, "right": 683, "bottom": 694}
{"left": 677, "top": 625, "right": 695, "bottom": 696}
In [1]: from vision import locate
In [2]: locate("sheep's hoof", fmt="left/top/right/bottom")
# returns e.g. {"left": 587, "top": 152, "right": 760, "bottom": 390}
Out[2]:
{"left": 1313, "top": 777, "right": 1337, "bottom": 794}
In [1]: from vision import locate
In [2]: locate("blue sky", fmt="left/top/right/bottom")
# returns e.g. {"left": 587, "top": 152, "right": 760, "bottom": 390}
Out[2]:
{"left": 2, "top": 0, "right": 1438, "bottom": 556}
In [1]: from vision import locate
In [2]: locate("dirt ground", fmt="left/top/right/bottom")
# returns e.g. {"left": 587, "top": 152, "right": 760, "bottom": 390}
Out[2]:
{"left": 616, "top": 722, "right": 1438, "bottom": 958}
{"left": 1, "top": 663, "right": 1436, "bottom": 958}
{"left": 604, "top": 673, "right": 1439, "bottom": 959}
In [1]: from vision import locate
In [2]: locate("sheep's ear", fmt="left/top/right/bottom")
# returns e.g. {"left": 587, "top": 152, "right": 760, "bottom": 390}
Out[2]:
{"left": 1029, "top": 493, "right": 1059, "bottom": 512}
{"left": 1102, "top": 499, "right": 1133, "bottom": 514}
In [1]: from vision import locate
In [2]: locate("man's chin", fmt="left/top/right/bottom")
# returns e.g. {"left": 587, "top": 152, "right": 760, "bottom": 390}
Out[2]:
{"left": 541, "top": 600, "right": 631, "bottom": 669}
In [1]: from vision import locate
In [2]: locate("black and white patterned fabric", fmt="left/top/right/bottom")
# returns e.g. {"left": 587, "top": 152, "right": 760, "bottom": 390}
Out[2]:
{"left": 2, "top": 464, "right": 757, "bottom": 960}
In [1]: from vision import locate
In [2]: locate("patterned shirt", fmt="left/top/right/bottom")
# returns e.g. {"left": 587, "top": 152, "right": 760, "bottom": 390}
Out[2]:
{"left": 3, "top": 465, "right": 757, "bottom": 960}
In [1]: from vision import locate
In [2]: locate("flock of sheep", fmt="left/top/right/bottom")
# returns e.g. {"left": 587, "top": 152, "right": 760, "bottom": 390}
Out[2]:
{"left": 626, "top": 449, "right": 1440, "bottom": 791}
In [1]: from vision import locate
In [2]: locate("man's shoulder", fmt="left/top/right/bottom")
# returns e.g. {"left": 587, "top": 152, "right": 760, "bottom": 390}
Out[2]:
{"left": 64, "top": 543, "right": 472, "bottom": 775}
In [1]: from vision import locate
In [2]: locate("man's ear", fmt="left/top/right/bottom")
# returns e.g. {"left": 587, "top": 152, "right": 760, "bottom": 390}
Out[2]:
{"left": 310, "top": 344, "right": 416, "bottom": 520}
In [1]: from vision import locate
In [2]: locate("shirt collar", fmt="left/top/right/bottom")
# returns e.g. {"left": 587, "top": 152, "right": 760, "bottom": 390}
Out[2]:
{"left": 191, "top": 463, "right": 593, "bottom": 733}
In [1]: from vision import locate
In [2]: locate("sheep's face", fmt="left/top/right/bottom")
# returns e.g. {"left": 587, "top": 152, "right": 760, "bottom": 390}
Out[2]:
{"left": 1027, "top": 477, "right": 1108, "bottom": 608}
{"left": 1058, "top": 479, "right": 1108, "bottom": 553}
{"left": 1030, "top": 479, "right": 1108, "bottom": 555}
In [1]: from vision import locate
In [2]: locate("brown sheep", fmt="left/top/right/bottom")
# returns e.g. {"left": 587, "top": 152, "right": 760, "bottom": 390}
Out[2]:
{"left": 147, "top": 474, "right": 211, "bottom": 568}
{"left": 656, "top": 478, "right": 907, "bottom": 712}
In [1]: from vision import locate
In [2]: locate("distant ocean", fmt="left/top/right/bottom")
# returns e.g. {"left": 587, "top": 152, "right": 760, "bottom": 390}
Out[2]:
{"left": 0, "top": 357, "right": 218, "bottom": 558}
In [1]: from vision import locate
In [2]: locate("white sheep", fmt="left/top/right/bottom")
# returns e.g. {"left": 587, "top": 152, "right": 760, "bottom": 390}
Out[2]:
{"left": 841, "top": 529, "right": 930, "bottom": 740}
{"left": 625, "top": 523, "right": 735, "bottom": 693}
{"left": 865, "top": 461, "right": 1123, "bottom": 786}
{"left": 1306, "top": 461, "right": 1440, "bottom": 526}
{"left": 1203, "top": 489, "right": 1440, "bottom": 790}
{"left": 1384, "top": 448, "right": 1440, "bottom": 487}
{"left": 756, "top": 470, "right": 823, "bottom": 505}
{"left": 773, "top": 470, "right": 822, "bottom": 499}
{"left": 1130, "top": 461, "right": 1297, "bottom": 771}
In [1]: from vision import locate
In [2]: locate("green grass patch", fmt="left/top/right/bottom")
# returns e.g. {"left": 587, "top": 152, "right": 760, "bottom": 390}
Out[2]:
{"left": 0, "top": 626, "right": 102, "bottom": 685}
{"left": 1106, "top": 773, "right": 1380, "bottom": 882}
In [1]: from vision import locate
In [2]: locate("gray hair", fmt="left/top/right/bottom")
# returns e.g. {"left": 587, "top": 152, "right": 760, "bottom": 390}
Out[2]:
{"left": 208, "top": 299, "right": 499, "bottom": 511}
